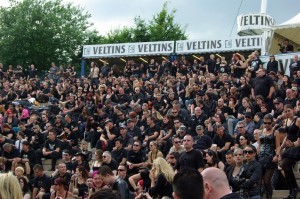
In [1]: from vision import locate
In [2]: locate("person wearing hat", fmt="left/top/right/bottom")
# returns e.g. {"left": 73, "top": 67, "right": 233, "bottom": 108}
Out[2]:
{"left": 118, "top": 124, "right": 134, "bottom": 151}
{"left": 177, "top": 125, "right": 187, "bottom": 140}
{"left": 273, "top": 97, "right": 284, "bottom": 120}
{"left": 73, "top": 152, "right": 90, "bottom": 172}
{"left": 12, "top": 140, "right": 36, "bottom": 175}
{"left": 102, "top": 118, "right": 120, "bottom": 151}
{"left": 193, "top": 125, "right": 212, "bottom": 150}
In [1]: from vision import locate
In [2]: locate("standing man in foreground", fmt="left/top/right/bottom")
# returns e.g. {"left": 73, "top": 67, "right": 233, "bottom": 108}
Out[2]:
{"left": 174, "top": 134, "right": 204, "bottom": 173}
{"left": 202, "top": 167, "right": 241, "bottom": 199}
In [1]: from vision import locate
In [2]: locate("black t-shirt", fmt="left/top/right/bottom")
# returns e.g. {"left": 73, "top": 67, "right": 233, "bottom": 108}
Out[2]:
{"left": 213, "top": 133, "right": 233, "bottom": 148}
{"left": 102, "top": 159, "right": 119, "bottom": 171}
{"left": 112, "top": 148, "right": 128, "bottom": 164}
{"left": 145, "top": 125, "right": 160, "bottom": 140}
{"left": 252, "top": 75, "right": 274, "bottom": 99}
{"left": 44, "top": 139, "right": 61, "bottom": 151}
{"left": 193, "top": 135, "right": 212, "bottom": 150}
{"left": 175, "top": 149, "right": 205, "bottom": 171}
{"left": 20, "top": 149, "right": 36, "bottom": 164}
{"left": 33, "top": 174, "right": 52, "bottom": 192}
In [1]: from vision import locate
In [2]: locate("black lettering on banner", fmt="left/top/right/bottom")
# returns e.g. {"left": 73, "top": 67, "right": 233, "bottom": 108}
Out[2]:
{"left": 93, "top": 47, "right": 98, "bottom": 54}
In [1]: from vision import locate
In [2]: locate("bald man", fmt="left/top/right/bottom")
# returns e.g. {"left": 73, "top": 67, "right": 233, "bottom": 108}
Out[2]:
{"left": 202, "top": 167, "right": 241, "bottom": 199}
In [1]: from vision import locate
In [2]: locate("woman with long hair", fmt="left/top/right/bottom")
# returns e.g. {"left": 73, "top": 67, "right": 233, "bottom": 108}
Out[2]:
{"left": 18, "top": 176, "right": 31, "bottom": 199}
{"left": 257, "top": 114, "right": 280, "bottom": 199}
{"left": 280, "top": 104, "right": 300, "bottom": 199}
{"left": 148, "top": 157, "right": 174, "bottom": 199}
{"left": 227, "top": 148, "right": 245, "bottom": 193}
{"left": 69, "top": 166, "right": 89, "bottom": 198}
{"left": 0, "top": 172, "right": 23, "bottom": 199}
{"left": 237, "top": 75, "right": 252, "bottom": 104}
{"left": 91, "top": 149, "right": 103, "bottom": 172}
{"left": 239, "top": 135, "right": 251, "bottom": 150}
{"left": 145, "top": 141, "right": 163, "bottom": 167}
{"left": 205, "top": 150, "right": 225, "bottom": 171}
{"left": 50, "top": 177, "right": 72, "bottom": 199}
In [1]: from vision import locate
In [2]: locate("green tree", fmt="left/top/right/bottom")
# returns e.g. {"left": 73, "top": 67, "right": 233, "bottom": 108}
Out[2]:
{"left": 148, "top": 2, "right": 187, "bottom": 41}
{"left": 102, "top": 2, "right": 187, "bottom": 43}
{"left": 0, "top": 0, "right": 96, "bottom": 70}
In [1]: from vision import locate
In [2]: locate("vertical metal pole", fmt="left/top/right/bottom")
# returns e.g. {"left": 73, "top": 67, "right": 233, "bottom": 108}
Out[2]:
{"left": 81, "top": 59, "right": 86, "bottom": 77}
{"left": 260, "top": 0, "right": 267, "bottom": 14}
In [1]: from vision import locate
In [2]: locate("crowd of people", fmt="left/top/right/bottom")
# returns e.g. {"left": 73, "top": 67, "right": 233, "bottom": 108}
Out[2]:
{"left": 0, "top": 50, "right": 300, "bottom": 199}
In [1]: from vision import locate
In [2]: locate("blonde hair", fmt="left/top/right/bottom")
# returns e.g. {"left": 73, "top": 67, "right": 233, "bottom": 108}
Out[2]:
{"left": 0, "top": 172, "right": 23, "bottom": 199}
{"left": 15, "top": 166, "right": 24, "bottom": 175}
{"left": 153, "top": 157, "right": 175, "bottom": 183}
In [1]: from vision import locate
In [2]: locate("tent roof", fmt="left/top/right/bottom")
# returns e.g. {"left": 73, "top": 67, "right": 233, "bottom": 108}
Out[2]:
{"left": 272, "top": 13, "right": 300, "bottom": 46}
{"left": 269, "top": 13, "right": 300, "bottom": 54}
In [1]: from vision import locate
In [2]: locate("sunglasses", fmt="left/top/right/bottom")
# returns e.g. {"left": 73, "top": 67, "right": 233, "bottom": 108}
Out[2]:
{"left": 174, "top": 141, "right": 180, "bottom": 144}
{"left": 239, "top": 138, "right": 245, "bottom": 141}
{"left": 243, "top": 150, "right": 254, "bottom": 154}
{"left": 133, "top": 144, "right": 140, "bottom": 147}
{"left": 102, "top": 156, "right": 107, "bottom": 158}
{"left": 237, "top": 126, "right": 244, "bottom": 129}
{"left": 118, "top": 169, "right": 125, "bottom": 171}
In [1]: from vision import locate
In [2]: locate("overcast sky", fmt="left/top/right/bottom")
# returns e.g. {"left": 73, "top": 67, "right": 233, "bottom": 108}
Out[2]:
{"left": 1, "top": 0, "right": 300, "bottom": 40}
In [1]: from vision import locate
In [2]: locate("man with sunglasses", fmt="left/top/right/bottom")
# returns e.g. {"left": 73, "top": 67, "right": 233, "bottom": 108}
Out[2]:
{"left": 127, "top": 141, "right": 146, "bottom": 175}
{"left": 234, "top": 121, "right": 255, "bottom": 149}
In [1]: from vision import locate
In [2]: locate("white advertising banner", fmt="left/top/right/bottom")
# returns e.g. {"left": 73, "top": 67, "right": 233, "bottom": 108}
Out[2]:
{"left": 175, "top": 36, "right": 263, "bottom": 54}
{"left": 260, "top": 52, "right": 300, "bottom": 76}
{"left": 237, "top": 13, "right": 275, "bottom": 36}
{"left": 82, "top": 41, "right": 174, "bottom": 58}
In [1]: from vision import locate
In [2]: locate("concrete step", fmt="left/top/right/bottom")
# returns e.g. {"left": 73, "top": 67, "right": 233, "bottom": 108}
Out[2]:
{"left": 41, "top": 159, "right": 63, "bottom": 165}
{"left": 271, "top": 190, "right": 290, "bottom": 199}
{"left": 44, "top": 171, "right": 54, "bottom": 177}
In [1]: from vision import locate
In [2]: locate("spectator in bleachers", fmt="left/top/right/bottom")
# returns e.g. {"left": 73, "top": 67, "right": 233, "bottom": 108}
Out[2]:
{"left": 32, "top": 164, "right": 52, "bottom": 199}
{"left": 35, "top": 129, "right": 61, "bottom": 171}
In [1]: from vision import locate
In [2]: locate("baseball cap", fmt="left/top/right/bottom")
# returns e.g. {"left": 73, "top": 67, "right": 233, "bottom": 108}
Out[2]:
{"left": 274, "top": 97, "right": 283, "bottom": 104}
{"left": 119, "top": 124, "right": 127, "bottom": 129}
{"left": 196, "top": 125, "right": 204, "bottom": 130}
{"left": 178, "top": 125, "right": 186, "bottom": 131}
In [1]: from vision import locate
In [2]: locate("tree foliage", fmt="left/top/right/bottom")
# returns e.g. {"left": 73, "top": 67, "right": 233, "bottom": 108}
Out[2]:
{"left": 102, "top": 2, "right": 188, "bottom": 43}
{"left": 0, "top": 0, "right": 96, "bottom": 70}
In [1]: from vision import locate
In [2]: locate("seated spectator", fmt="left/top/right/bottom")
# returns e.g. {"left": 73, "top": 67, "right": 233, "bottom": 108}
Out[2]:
{"left": 98, "top": 165, "right": 129, "bottom": 199}
{"left": 69, "top": 165, "right": 89, "bottom": 198}
{"left": 18, "top": 176, "right": 31, "bottom": 199}
{"left": 127, "top": 141, "right": 146, "bottom": 175}
{"left": 101, "top": 151, "right": 118, "bottom": 175}
{"left": 212, "top": 124, "right": 234, "bottom": 162}
{"left": 111, "top": 138, "right": 127, "bottom": 166}
{"left": 61, "top": 150, "right": 74, "bottom": 172}
{"left": 35, "top": 129, "right": 61, "bottom": 171}
{"left": 50, "top": 177, "right": 73, "bottom": 199}
{"left": 50, "top": 163, "right": 72, "bottom": 186}
{"left": 77, "top": 140, "right": 93, "bottom": 162}
{"left": 227, "top": 148, "right": 244, "bottom": 193}
{"left": 205, "top": 150, "right": 225, "bottom": 171}
{"left": 32, "top": 164, "right": 52, "bottom": 199}
{"left": 72, "top": 152, "right": 90, "bottom": 173}
{"left": 3, "top": 143, "right": 19, "bottom": 172}
{"left": 148, "top": 157, "right": 174, "bottom": 198}
{"left": 12, "top": 140, "right": 35, "bottom": 175}
{"left": 168, "top": 136, "right": 185, "bottom": 155}
{"left": 91, "top": 149, "right": 103, "bottom": 172}
{"left": 144, "top": 141, "right": 163, "bottom": 167}
{"left": 193, "top": 125, "right": 212, "bottom": 150}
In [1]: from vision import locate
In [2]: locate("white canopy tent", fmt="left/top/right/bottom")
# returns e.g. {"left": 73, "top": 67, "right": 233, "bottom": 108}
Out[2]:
{"left": 269, "top": 13, "right": 300, "bottom": 54}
